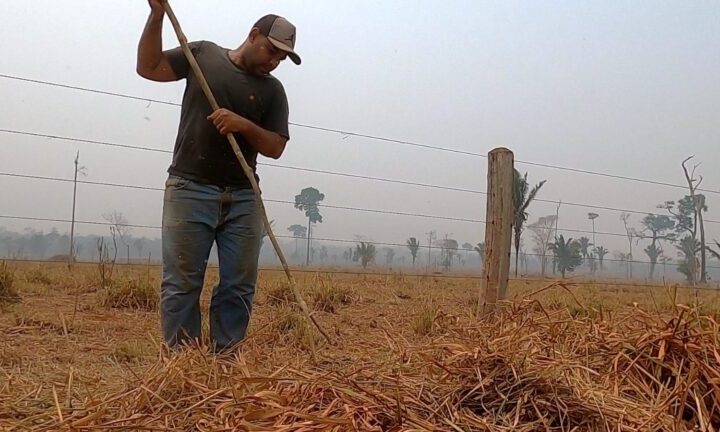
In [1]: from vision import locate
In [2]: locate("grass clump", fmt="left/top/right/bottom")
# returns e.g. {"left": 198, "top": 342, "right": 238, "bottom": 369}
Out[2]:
{"left": 111, "top": 340, "right": 152, "bottom": 363}
{"left": 263, "top": 282, "right": 295, "bottom": 306}
{"left": 413, "top": 302, "right": 439, "bottom": 336}
{"left": 0, "top": 261, "right": 20, "bottom": 304}
{"left": 99, "top": 277, "right": 158, "bottom": 311}
{"left": 273, "top": 308, "right": 318, "bottom": 350}
{"left": 312, "top": 281, "right": 355, "bottom": 313}
{"left": 23, "top": 266, "right": 55, "bottom": 285}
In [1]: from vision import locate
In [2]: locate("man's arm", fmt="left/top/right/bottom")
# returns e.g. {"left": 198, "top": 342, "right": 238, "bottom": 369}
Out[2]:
{"left": 136, "top": 0, "right": 178, "bottom": 82}
{"left": 207, "top": 109, "right": 288, "bottom": 159}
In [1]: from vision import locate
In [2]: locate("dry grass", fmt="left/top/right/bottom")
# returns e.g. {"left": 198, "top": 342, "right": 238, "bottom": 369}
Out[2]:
{"left": 98, "top": 276, "right": 159, "bottom": 311}
{"left": 110, "top": 340, "right": 153, "bottom": 364}
{"left": 0, "top": 261, "right": 20, "bottom": 304}
{"left": 310, "top": 277, "right": 356, "bottom": 313}
{"left": 412, "top": 301, "right": 439, "bottom": 336}
{"left": 262, "top": 280, "right": 296, "bottom": 306}
{"left": 2, "top": 263, "right": 720, "bottom": 431}
{"left": 22, "top": 265, "right": 55, "bottom": 285}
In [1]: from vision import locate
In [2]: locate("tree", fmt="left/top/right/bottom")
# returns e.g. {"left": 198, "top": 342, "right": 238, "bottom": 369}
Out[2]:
{"left": 318, "top": 246, "right": 329, "bottom": 263}
{"left": 529, "top": 215, "right": 557, "bottom": 277}
{"left": 681, "top": 156, "right": 708, "bottom": 283}
{"left": 661, "top": 196, "right": 697, "bottom": 235}
{"left": 593, "top": 246, "right": 608, "bottom": 271}
{"left": 676, "top": 236, "right": 701, "bottom": 285}
{"left": 547, "top": 235, "right": 582, "bottom": 278}
{"left": 638, "top": 214, "right": 675, "bottom": 279}
{"left": 644, "top": 244, "right": 662, "bottom": 278}
{"left": 619, "top": 213, "right": 636, "bottom": 278}
{"left": 294, "top": 187, "right": 325, "bottom": 266}
{"left": 384, "top": 248, "right": 395, "bottom": 266}
{"left": 513, "top": 170, "right": 546, "bottom": 277}
{"left": 441, "top": 238, "right": 459, "bottom": 271}
{"left": 474, "top": 242, "right": 485, "bottom": 263}
{"left": 103, "top": 211, "right": 131, "bottom": 263}
{"left": 615, "top": 252, "right": 632, "bottom": 278}
{"left": 287, "top": 224, "right": 307, "bottom": 257}
{"left": 25, "top": 229, "right": 50, "bottom": 258}
{"left": 661, "top": 194, "right": 708, "bottom": 284}
{"left": 355, "top": 242, "right": 376, "bottom": 269}
{"left": 587, "top": 213, "right": 599, "bottom": 246}
{"left": 707, "top": 241, "right": 720, "bottom": 261}
{"left": 577, "top": 237, "right": 592, "bottom": 260}
{"left": 406, "top": 237, "right": 420, "bottom": 267}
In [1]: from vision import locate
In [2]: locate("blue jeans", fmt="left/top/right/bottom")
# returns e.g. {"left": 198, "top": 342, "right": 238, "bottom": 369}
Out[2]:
{"left": 160, "top": 174, "right": 262, "bottom": 351}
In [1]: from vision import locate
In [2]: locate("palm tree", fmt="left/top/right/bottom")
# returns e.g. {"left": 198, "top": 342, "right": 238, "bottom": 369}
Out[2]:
{"left": 287, "top": 224, "right": 307, "bottom": 257}
{"left": 577, "top": 236, "right": 592, "bottom": 261}
{"left": 547, "top": 235, "right": 582, "bottom": 278}
{"left": 406, "top": 237, "right": 420, "bottom": 267}
{"left": 294, "top": 187, "right": 325, "bottom": 266}
{"left": 593, "top": 246, "right": 608, "bottom": 271}
{"left": 355, "top": 242, "right": 376, "bottom": 269}
{"left": 513, "top": 170, "right": 546, "bottom": 277}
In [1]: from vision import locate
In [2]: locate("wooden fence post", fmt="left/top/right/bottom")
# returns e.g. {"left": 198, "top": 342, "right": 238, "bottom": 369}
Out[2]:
{"left": 479, "top": 147, "right": 514, "bottom": 315}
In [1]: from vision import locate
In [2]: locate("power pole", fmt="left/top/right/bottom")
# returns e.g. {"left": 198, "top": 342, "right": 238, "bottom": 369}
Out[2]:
{"left": 69, "top": 152, "right": 79, "bottom": 266}
{"left": 68, "top": 151, "right": 86, "bottom": 268}
{"left": 425, "top": 230, "right": 436, "bottom": 271}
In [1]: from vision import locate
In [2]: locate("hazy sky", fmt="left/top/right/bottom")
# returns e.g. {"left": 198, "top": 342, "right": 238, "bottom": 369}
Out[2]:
{"left": 1, "top": 1, "right": 719, "bottom": 263}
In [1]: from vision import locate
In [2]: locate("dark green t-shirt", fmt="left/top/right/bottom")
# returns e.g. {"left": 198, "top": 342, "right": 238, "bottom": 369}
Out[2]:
{"left": 165, "top": 40, "right": 290, "bottom": 188}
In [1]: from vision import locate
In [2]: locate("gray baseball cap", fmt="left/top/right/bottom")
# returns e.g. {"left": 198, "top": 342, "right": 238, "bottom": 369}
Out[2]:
{"left": 254, "top": 14, "right": 301, "bottom": 65}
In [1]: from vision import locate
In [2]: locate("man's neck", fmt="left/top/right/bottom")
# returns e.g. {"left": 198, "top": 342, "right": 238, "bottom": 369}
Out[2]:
{"left": 227, "top": 46, "right": 248, "bottom": 72}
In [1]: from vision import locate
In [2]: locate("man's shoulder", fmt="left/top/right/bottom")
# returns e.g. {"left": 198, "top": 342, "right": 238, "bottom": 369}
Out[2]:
{"left": 263, "top": 74, "right": 286, "bottom": 94}
{"left": 186, "top": 40, "right": 233, "bottom": 57}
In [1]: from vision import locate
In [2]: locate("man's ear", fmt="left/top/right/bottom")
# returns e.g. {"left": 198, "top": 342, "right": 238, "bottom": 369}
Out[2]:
{"left": 248, "top": 28, "right": 260, "bottom": 44}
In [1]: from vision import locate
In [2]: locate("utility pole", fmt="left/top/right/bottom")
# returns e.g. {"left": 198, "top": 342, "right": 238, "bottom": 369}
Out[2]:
{"left": 69, "top": 151, "right": 85, "bottom": 266}
{"left": 425, "top": 229, "right": 436, "bottom": 271}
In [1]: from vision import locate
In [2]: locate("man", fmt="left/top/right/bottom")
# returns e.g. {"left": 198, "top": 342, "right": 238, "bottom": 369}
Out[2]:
{"left": 137, "top": 0, "right": 301, "bottom": 352}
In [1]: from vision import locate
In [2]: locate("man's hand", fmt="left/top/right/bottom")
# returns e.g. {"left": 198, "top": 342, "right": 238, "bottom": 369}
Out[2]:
{"left": 207, "top": 109, "right": 248, "bottom": 135}
{"left": 207, "top": 108, "right": 287, "bottom": 159}
{"left": 148, "top": 0, "right": 165, "bottom": 18}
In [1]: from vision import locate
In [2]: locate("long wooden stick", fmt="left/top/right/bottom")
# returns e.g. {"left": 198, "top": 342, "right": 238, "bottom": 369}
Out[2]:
{"left": 161, "top": 1, "right": 331, "bottom": 351}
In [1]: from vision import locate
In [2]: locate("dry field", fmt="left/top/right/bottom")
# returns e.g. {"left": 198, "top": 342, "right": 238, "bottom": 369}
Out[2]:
{"left": 1, "top": 261, "right": 720, "bottom": 431}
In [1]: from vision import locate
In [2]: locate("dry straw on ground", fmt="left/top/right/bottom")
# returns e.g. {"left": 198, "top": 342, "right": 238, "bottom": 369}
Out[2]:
{"left": 3, "top": 282, "right": 717, "bottom": 431}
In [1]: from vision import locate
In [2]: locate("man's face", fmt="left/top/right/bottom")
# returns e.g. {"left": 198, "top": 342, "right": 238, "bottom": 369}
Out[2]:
{"left": 247, "top": 32, "right": 288, "bottom": 76}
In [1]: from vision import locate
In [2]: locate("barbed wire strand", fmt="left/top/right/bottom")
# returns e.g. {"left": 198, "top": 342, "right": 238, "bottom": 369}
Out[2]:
{"left": 2, "top": 127, "right": 719, "bottom": 226}
{"left": 3, "top": 257, "right": 719, "bottom": 292}
{"left": 2, "top": 73, "right": 718, "bottom": 195}
{"left": 2, "top": 213, "right": 720, "bottom": 271}
{"left": 0, "top": 171, "right": 662, "bottom": 237}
